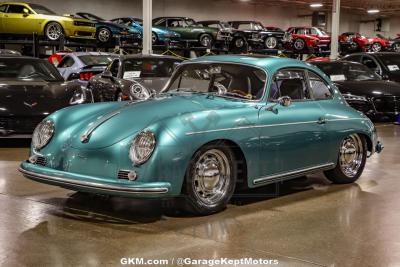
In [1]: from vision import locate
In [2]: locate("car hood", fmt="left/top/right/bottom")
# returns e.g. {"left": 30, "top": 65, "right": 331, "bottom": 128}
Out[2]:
{"left": 0, "top": 80, "right": 77, "bottom": 117}
{"left": 153, "top": 27, "right": 180, "bottom": 36}
{"left": 334, "top": 80, "right": 400, "bottom": 96}
{"left": 97, "top": 21, "right": 129, "bottom": 31}
{"left": 70, "top": 93, "right": 246, "bottom": 149}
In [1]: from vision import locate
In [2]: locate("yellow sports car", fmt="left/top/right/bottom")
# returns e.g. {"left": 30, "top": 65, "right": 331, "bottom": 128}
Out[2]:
{"left": 0, "top": 2, "right": 96, "bottom": 40}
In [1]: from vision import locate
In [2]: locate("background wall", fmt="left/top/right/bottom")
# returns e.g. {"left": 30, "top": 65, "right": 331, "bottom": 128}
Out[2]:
{"left": 30, "top": 0, "right": 399, "bottom": 38}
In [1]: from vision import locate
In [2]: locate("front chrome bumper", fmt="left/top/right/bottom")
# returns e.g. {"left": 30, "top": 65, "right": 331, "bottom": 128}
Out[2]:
{"left": 19, "top": 162, "right": 171, "bottom": 197}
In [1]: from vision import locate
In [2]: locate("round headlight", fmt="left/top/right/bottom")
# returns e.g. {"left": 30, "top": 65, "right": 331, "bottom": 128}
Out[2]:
{"left": 69, "top": 87, "right": 87, "bottom": 105}
{"left": 130, "top": 82, "right": 150, "bottom": 100}
{"left": 129, "top": 131, "right": 156, "bottom": 165}
{"left": 32, "top": 120, "right": 55, "bottom": 150}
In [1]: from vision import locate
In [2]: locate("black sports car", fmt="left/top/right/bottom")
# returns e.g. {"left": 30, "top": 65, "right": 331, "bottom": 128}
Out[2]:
{"left": 87, "top": 54, "right": 183, "bottom": 102}
{"left": 0, "top": 56, "right": 92, "bottom": 137}
{"left": 342, "top": 52, "right": 400, "bottom": 83}
{"left": 228, "top": 21, "right": 285, "bottom": 50}
{"left": 311, "top": 60, "right": 400, "bottom": 121}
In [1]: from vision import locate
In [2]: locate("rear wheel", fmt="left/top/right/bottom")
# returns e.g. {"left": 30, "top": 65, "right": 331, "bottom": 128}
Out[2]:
{"left": 199, "top": 33, "right": 213, "bottom": 47}
{"left": 182, "top": 143, "right": 237, "bottom": 215}
{"left": 393, "top": 42, "right": 400, "bottom": 52}
{"left": 265, "top": 36, "right": 278, "bottom": 49}
{"left": 324, "top": 134, "right": 367, "bottom": 184}
{"left": 97, "top": 27, "right": 112, "bottom": 43}
{"left": 45, "top": 22, "right": 63, "bottom": 41}
{"left": 371, "top": 42, "right": 382, "bottom": 52}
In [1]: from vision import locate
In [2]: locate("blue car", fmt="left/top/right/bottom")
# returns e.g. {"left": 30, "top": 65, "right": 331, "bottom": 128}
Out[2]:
{"left": 75, "top": 13, "right": 141, "bottom": 44}
{"left": 57, "top": 52, "right": 118, "bottom": 85}
{"left": 111, "top": 17, "right": 180, "bottom": 44}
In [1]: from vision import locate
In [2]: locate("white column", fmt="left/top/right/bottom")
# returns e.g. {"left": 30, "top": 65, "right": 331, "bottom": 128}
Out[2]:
{"left": 330, "top": 0, "right": 340, "bottom": 59}
{"left": 142, "top": 0, "right": 153, "bottom": 55}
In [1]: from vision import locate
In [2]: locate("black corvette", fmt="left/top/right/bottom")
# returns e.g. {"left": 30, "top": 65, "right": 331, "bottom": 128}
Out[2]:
{"left": 311, "top": 60, "right": 400, "bottom": 121}
{"left": 88, "top": 54, "right": 182, "bottom": 102}
{"left": 342, "top": 52, "right": 400, "bottom": 83}
{"left": 228, "top": 21, "right": 285, "bottom": 50}
{"left": 0, "top": 56, "right": 91, "bottom": 137}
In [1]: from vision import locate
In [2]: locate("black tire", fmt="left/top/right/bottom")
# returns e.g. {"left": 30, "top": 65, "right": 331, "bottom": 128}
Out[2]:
{"left": 293, "top": 38, "right": 306, "bottom": 52}
{"left": 324, "top": 134, "right": 367, "bottom": 184}
{"left": 199, "top": 33, "right": 213, "bottom": 47}
{"left": 152, "top": 32, "right": 158, "bottom": 44}
{"left": 265, "top": 36, "right": 278, "bottom": 49}
{"left": 231, "top": 36, "right": 246, "bottom": 50}
{"left": 371, "top": 42, "right": 382, "bottom": 52}
{"left": 181, "top": 142, "right": 237, "bottom": 215}
{"left": 392, "top": 43, "right": 400, "bottom": 52}
{"left": 44, "top": 22, "right": 64, "bottom": 41}
{"left": 96, "top": 27, "right": 112, "bottom": 43}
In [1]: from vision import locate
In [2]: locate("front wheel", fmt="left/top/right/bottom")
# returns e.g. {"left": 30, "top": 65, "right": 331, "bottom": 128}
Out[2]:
{"left": 45, "top": 22, "right": 63, "bottom": 41}
{"left": 182, "top": 144, "right": 237, "bottom": 215}
{"left": 371, "top": 42, "right": 382, "bottom": 52}
{"left": 293, "top": 38, "right": 306, "bottom": 51}
{"left": 97, "top": 27, "right": 112, "bottom": 43}
{"left": 324, "top": 134, "right": 367, "bottom": 184}
{"left": 393, "top": 42, "right": 400, "bottom": 52}
{"left": 265, "top": 36, "right": 278, "bottom": 49}
{"left": 152, "top": 32, "right": 158, "bottom": 44}
{"left": 199, "top": 34, "right": 213, "bottom": 47}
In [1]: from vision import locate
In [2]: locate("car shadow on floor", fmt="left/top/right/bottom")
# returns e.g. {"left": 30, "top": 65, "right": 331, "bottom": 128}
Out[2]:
{"left": 44, "top": 175, "right": 343, "bottom": 224}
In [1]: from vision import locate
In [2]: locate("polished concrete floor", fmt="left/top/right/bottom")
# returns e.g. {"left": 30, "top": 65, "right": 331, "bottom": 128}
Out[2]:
{"left": 0, "top": 124, "right": 399, "bottom": 267}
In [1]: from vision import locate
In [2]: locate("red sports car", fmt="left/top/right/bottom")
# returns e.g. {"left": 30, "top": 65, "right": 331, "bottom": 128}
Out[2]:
{"left": 369, "top": 35, "right": 391, "bottom": 52}
{"left": 286, "top": 26, "right": 330, "bottom": 51}
{"left": 339, "top": 32, "right": 390, "bottom": 52}
{"left": 284, "top": 27, "right": 320, "bottom": 52}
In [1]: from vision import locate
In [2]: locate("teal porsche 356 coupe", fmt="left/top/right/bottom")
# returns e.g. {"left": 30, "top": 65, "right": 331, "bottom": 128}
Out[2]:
{"left": 19, "top": 55, "right": 382, "bottom": 215}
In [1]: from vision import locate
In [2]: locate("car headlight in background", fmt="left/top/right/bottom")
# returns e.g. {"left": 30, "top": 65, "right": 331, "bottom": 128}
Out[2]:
{"left": 130, "top": 82, "right": 150, "bottom": 100}
{"left": 70, "top": 87, "right": 87, "bottom": 105}
{"left": 129, "top": 131, "right": 156, "bottom": 165}
{"left": 32, "top": 120, "right": 55, "bottom": 150}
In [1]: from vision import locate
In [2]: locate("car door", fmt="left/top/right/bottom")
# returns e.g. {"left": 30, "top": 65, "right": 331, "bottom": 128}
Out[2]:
{"left": 96, "top": 58, "right": 121, "bottom": 100}
{"left": 2, "top": 4, "right": 37, "bottom": 34}
{"left": 256, "top": 68, "right": 328, "bottom": 184}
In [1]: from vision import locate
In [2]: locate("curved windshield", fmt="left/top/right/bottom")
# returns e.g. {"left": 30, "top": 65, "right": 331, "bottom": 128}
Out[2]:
{"left": 0, "top": 58, "right": 64, "bottom": 82}
{"left": 315, "top": 62, "right": 380, "bottom": 82}
{"left": 253, "top": 22, "right": 264, "bottom": 31}
{"left": 122, "top": 58, "right": 182, "bottom": 79}
{"left": 79, "top": 13, "right": 103, "bottom": 21}
{"left": 29, "top": 4, "right": 56, "bottom": 15}
{"left": 376, "top": 54, "right": 400, "bottom": 72}
{"left": 78, "top": 55, "right": 117, "bottom": 66}
{"left": 164, "top": 63, "right": 267, "bottom": 100}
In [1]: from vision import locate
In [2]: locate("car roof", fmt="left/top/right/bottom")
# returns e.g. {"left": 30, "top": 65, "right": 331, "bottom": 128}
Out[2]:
{"left": 344, "top": 52, "right": 399, "bottom": 57}
{"left": 68, "top": 52, "right": 117, "bottom": 57}
{"left": 228, "top": 21, "right": 260, "bottom": 23}
{"left": 118, "top": 54, "right": 183, "bottom": 61}
{"left": 186, "top": 55, "right": 320, "bottom": 74}
{"left": 310, "top": 60, "right": 363, "bottom": 66}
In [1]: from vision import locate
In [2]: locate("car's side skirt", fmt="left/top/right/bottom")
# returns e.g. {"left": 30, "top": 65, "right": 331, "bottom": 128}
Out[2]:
{"left": 252, "top": 162, "right": 335, "bottom": 186}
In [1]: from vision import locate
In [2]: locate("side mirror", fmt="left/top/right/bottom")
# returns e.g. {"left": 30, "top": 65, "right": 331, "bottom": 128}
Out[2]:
{"left": 101, "top": 70, "right": 113, "bottom": 79}
{"left": 23, "top": 8, "right": 29, "bottom": 16}
{"left": 279, "top": 96, "right": 292, "bottom": 107}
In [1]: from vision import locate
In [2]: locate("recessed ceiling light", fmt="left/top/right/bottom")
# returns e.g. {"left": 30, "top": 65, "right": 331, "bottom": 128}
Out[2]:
{"left": 310, "top": 3, "right": 323, "bottom": 8}
{"left": 367, "top": 9, "right": 380, "bottom": 14}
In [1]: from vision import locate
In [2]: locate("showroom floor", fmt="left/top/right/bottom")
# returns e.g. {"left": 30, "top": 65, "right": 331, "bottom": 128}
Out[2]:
{"left": 0, "top": 123, "right": 398, "bottom": 267}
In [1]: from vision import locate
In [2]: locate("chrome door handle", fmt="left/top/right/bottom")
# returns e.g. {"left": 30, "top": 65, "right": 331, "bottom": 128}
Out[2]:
{"left": 317, "top": 117, "right": 326, "bottom": 124}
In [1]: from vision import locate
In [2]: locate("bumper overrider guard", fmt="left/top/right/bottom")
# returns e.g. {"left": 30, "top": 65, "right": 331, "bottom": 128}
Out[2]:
{"left": 19, "top": 162, "right": 171, "bottom": 197}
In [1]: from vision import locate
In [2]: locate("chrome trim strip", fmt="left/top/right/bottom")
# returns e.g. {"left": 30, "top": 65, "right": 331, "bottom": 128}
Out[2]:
{"left": 19, "top": 167, "right": 169, "bottom": 194}
{"left": 80, "top": 110, "right": 121, "bottom": 143}
{"left": 185, "top": 118, "right": 366, "bottom": 136}
{"left": 253, "top": 163, "right": 335, "bottom": 185}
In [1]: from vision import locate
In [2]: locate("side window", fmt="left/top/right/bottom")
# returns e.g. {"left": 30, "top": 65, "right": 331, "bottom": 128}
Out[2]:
{"left": 308, "top": 71, "right": 332, "bottom": 100}
{"left": 269, "top": 69, "right": 310, "bottom": 101}
{"left": 57, "top": 56, "right": 75, "bottom": 68}
{"left": 361, "top": 56, "right": 381, "bottom": 74}
{"left": 344, "top": 55, "right": 361, "bottom": 63}
{"left": 6, "top": 4, "right": 26, "bottom": 14}
{"left": 238, "top": 23, "right": 252, "bottom": 30}
{"left": 167, "top": 19, "right": 183, "bottom": 27}
{"left": 310, "top": 28, "right": 318, "bottom": 35}
{"left": 108, "top": 59, "right": 120, "bottom": 77}
{"left": 0, "top": 5, "right": 7, "bottom": 13}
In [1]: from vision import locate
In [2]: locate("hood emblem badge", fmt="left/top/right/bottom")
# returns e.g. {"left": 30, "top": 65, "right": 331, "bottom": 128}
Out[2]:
{"left": 24, "top": 101, "right": 38, "bottom": 108}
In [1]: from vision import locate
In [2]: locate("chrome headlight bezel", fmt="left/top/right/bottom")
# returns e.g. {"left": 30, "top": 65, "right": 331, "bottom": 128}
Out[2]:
{"left": 32, "top": 120, "right": 55, "bottom": 150}
{"left": 130, "top": 82, "right": 150, "bottom": 100}
{"left": 129, "top": 131, "right": 156, "bottom": 165}
{"left": 69, "top": 86, "right": 88, "bottom": 105}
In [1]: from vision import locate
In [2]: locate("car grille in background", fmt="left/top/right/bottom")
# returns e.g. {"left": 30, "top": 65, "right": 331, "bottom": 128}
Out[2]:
{"left": 373, "top": 96, "right": 400, "bottom": 113}
{"left": 0, "top": 117, "right": 43, "bottom": 133}
{"left": 34, "top": 156, "right": 47, "bottom": 166}
{"left": 74, "top": 21, "right": 96, "bottom": 27}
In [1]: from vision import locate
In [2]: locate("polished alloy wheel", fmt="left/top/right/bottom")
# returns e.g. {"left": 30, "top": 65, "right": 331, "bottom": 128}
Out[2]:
{"left": 235, "top": 38, "right": 245, "bottom": 48}
{"left": 339, "top": 134, "right": 364, "bottom": 178}
{"left": 192, "top": 149, "right": 231, "bottom": 205}
{"left": 294, "top": 39, "right": 305, "bottom": 50}
{"left": 371, "top": 43, "right": 382, "bottom": 52}
{"left": 46, "top": 23, "right": 62, "bottom": 41}
{"left": 265, "top": 36, "right": 278, "bottom": 49}
{"left": 98, "top": 28, "right": 111, "bottom": 43}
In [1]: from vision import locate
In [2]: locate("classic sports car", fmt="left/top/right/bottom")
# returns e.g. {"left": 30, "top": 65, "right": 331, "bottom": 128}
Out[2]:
{"left": 19, "top": 55, "right": 382, "bottom": 215}
{"left": 87, "top": 54, "right": 183, "bottom": 101}
{"left": 228, "top": 21, "right": 285, "bottom": 49}
{"left": 0, "top": 56, "right": 92, "bottom": 137}
{"left": 56, "top": 52, "right": 117, "bottom": 83}
{"left": 288, "top": 26, "right": 331, "bottom": 50}
{"left": 75, "top": 12, "right": 141, "bottom": 44}
{"left": 284, "top": 27, "right": 320, "bottom": 52}
{"left": 0, "top": 2, "right": 96, "bottom": 41}
{"left": 368, "top": 35, "right": 391, "bottom": 52}
{"left": 153, "top": 17, "right": 231, "bottom": 47}
{"left": 110, "top": 17, "right": 180, "bottom": 44}
{"left": 311, "top": 60, "right": 400, "bottom": 121}
{"left": 342, "top": 52, "right": 400, "bottom": 82}
{"left": 339, "top": 32, "right": 371, "bottom": 52}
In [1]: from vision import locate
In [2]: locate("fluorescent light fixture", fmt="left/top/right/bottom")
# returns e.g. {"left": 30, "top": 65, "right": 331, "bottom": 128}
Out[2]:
{"left": 367, "top": 9, "right": 380, "bottom": 14}
{"left": 310, "top": 3, "right": 323, "bottom": 8}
